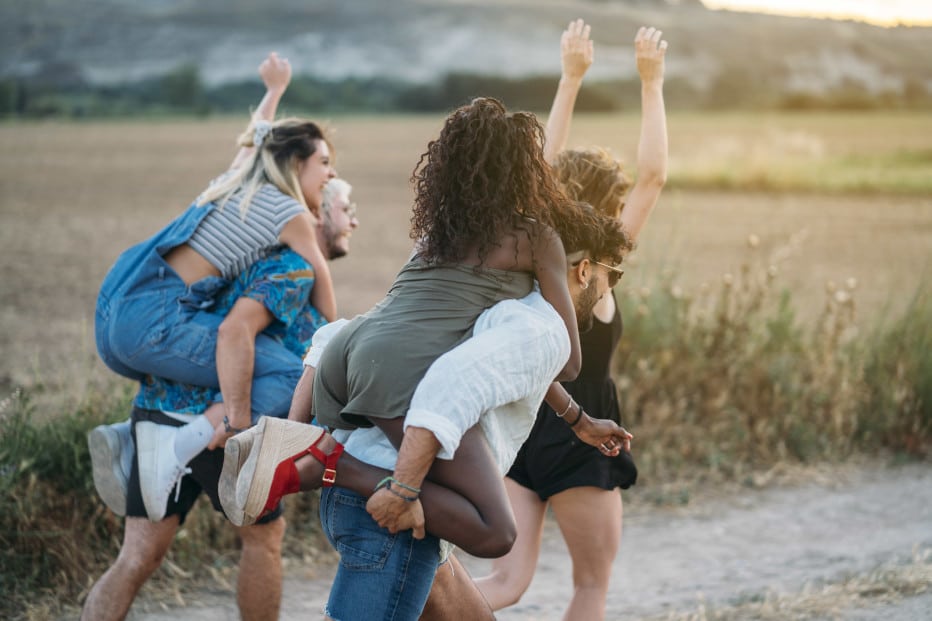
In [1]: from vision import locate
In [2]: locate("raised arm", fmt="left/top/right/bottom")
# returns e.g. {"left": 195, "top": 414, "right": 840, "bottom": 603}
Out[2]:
{"left": 619, "top": 27, "right": 668, "bottom": 242}
{"left": 544, "top": 19, "right": 594, "bottom": 164}
{"left": 229, "top": 52, "right": 293, "bottom": 171}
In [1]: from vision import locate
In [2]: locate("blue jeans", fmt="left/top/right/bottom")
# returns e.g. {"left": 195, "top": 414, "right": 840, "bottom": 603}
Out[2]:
{"left": 95, "top": 202, "right": 303, "bottom": 418}
{"left": 320, "top": 487, "right": 440, "bottom": 621}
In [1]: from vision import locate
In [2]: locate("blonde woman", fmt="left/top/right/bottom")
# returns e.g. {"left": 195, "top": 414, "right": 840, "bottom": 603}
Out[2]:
{"left": 474, "top": 22, "right": 668, "bottom": 619}
{"left": 94, "top": 52, "right": 337, "bottom": 518}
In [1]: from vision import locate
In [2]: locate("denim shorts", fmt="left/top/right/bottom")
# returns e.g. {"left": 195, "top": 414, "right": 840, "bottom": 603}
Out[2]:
{"left": 320, "top": 487, "right": 440, "bottom": 621}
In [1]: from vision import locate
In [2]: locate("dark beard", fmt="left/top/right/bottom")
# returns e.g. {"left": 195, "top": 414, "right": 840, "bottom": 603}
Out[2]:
{"left": 575, "top": 280, "right": 599, "bottom": 333}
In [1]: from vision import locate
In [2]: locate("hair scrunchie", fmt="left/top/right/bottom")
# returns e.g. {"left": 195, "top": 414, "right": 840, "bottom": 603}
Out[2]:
{"left": 253, "top": 120, "right": 272, "bottom": 147}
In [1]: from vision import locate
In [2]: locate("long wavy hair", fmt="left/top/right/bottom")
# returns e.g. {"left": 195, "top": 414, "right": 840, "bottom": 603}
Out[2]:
{"left": 553, "top": 147, "right": 630, "bottom": 217}
{"left": 197, "top": 118, "right": 330, "bottom": 219}
{"left": 410, "top": 97, "right": 570, "bottom": 264}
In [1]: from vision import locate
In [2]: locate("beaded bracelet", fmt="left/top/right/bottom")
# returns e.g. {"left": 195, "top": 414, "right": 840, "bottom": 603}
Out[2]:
{"left": 385, "top": 485, "right": 418, "bottom": 502}
{"left": 374, "top": 476, "right": 421, "bottom": 501}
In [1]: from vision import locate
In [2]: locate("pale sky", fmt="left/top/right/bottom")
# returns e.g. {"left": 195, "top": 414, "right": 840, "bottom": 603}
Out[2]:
{"left": 702, "top": 0, "right": 932, "bottom": 26}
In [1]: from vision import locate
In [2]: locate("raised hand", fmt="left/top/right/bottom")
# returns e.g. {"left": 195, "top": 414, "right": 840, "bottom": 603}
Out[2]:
{"left": 561, "top": 18, "right": 594, "bottom": 82}
{"left": 259, "top": 51, "right": 292, "bottom": 94}
{"left": 635, "top": 26, "right": 667, "bottom": 86}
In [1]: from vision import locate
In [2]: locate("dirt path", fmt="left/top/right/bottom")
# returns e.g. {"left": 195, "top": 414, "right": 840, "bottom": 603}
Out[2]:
{"left": 131, "top": 462, "right": 931, "bottom": 620}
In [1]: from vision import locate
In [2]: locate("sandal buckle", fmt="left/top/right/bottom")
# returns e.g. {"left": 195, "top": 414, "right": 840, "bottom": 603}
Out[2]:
{"left": 322, "top": 468, "right": 337, "bottom": 486}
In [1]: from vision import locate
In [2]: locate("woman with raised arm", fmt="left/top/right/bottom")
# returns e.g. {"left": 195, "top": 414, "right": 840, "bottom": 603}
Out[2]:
{"left": 474, "top": 21, "right": 669, "bottom": 620}
{"left": 94, "top": 51, "right": 339, "bottom": 517}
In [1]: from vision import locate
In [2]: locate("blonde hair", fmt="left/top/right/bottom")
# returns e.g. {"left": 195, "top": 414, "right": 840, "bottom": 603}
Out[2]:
{"left": 198, "top": 117, "right": 331, "bottom": 220}
{"left": 552, "top": 147, "right": 630, "bottom": 217}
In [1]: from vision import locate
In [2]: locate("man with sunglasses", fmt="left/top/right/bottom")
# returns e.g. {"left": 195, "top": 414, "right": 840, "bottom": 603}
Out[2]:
{"left": 220, "top": 200, "right": 632, "bottom": 620}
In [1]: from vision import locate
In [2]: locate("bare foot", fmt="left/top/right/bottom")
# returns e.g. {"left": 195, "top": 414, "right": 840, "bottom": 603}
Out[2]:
{"left": 295, "top": 431, "right": 341, "bottom": 491}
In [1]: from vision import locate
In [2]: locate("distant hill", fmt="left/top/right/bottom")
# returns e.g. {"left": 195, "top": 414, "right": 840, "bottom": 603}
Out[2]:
{"left": 2, "top": 0, "right": 930, "bottom": 115}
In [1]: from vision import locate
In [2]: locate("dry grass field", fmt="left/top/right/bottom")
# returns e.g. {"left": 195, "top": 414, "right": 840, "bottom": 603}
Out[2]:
{"left": 1, "top": 111, "right": 930, "bottom": 416}
{"left": 0, "top": 111, "right": 930, "bottom": 621}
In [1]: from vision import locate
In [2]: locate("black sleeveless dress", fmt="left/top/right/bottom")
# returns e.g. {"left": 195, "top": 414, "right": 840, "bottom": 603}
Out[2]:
{"left": 506, "top": 305, "right": 637, "bottom": 499}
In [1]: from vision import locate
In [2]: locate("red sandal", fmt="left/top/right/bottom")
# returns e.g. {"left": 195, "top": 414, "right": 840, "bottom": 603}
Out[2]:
{"left": 222, "top": 417, "right": 344, "bottom": 526}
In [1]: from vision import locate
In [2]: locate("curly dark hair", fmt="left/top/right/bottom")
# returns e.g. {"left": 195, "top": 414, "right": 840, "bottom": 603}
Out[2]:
{"left": 410, "top": 97, "right": 571, "bottom": 264}
{"left": 552, "top": 201, "right": 632, "bottom": 266}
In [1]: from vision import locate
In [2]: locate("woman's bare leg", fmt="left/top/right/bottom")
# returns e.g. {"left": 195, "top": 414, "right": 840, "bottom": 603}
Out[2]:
{"left": 473, "top": 477, "right": 547, "bottom": 610}
{"left": 550, "top": 486, "right": 622, "bottom": 620}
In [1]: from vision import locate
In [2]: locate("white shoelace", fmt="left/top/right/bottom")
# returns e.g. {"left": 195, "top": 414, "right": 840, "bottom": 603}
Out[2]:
{"left": 170, "top": 465, "right": 193, "bottom": 502}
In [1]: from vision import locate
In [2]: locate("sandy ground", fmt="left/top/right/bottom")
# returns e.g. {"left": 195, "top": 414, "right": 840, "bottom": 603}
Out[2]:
{"left": 120, "top": 462, "right": 932, "bottom": 621}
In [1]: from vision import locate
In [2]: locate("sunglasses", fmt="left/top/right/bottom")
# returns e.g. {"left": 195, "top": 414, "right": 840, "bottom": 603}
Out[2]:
{"left": 592, "top": 261, "right": 625, "bottom": 287}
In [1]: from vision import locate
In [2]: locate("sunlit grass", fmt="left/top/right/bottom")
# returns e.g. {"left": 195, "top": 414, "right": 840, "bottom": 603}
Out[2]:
{"left": 668, "top": 147, "right": 932, "bottom": 195}
{"left": 568, "top": 111, "right": 932, "bottom": 195}
{"left": 614, "top": 240, "right": 931, "bottom": 484}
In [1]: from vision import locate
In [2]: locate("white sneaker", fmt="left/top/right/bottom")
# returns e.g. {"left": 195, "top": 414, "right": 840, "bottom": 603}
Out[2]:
{"left": 135, "top": 421, "right": 191, "bottom": 522}
{"left": 87, "top": 421, "right": 132, "bottom": 516}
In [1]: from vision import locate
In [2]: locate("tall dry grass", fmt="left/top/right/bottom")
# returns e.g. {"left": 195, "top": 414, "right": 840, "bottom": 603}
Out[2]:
{"left": 1, "top": 246, "right": 928, "bottom": 618}
{"left": 615, "top": 238, "right": 931, "bottom": 489}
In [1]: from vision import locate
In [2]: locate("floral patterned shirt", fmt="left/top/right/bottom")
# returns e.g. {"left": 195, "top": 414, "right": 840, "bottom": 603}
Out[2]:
{"left": 133, "top": 248, "right": 326, "bottom": 414}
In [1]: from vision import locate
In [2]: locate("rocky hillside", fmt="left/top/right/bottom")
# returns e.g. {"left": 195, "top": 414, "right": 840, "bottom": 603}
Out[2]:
{"left": 2, "top": 0, "right": 929, "bottom": 101}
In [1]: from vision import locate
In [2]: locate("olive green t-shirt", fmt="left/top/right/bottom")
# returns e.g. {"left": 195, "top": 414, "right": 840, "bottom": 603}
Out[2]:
{"left": 313, "top": 259, "right": 534, "bottom": 430}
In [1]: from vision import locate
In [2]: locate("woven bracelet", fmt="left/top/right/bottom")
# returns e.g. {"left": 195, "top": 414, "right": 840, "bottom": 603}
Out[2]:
{"left": 385, "top": 485, "right": 419, "bottom": 502}
{"left": 374, "top": 476, "right": 421, "bottom": 500}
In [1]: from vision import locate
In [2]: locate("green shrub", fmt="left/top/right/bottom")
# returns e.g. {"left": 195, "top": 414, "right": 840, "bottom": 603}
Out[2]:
{"left": 0, "top": 387, "right": 129, "bottom": 617}
{"left": 0, "top": 386, "right": 325, "bottom": 619}
{"left": 859, "top": 279, "right": 932, "bottom": 453}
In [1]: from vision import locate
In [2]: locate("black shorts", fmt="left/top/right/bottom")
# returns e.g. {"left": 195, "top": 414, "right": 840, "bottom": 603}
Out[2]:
{"left": 507, "top": 405, "right": 637, "bottom": 501}
{"left": 126, "top": 407, "right": 283, "bottom": 525}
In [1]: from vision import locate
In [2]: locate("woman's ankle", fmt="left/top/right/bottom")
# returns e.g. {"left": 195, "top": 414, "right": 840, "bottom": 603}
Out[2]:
{"left": 295, "top": 433, "right": 341, "bottom": 491}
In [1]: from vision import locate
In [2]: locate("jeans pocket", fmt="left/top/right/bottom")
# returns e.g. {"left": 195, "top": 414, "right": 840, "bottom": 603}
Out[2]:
{"left": 326, "top": 489, "right": 394, "bottom": 571}
{"left": 111, "top": 286, "right": 169, "bottom": 361}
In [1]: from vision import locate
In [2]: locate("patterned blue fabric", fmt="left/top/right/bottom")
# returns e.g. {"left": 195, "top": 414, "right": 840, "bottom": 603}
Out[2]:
{"left": 134, "top": 249, "right": 326, "bottom": 414}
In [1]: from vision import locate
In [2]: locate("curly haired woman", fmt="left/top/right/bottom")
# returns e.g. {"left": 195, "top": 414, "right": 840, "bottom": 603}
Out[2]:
{"left": 219, "top": 96, "right": 616, "bottom": 620}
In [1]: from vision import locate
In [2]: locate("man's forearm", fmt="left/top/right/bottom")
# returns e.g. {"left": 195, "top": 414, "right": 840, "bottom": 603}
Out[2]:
{"left": 215, "top": 322, "right": 255, "bottom": 429}
{"left": 392, "top": 426, "right": 442, "bottom": 491}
